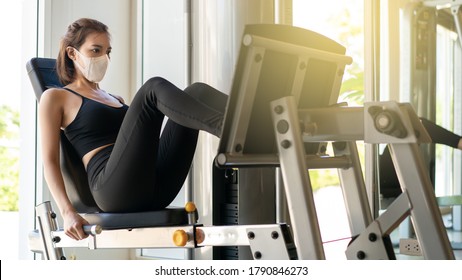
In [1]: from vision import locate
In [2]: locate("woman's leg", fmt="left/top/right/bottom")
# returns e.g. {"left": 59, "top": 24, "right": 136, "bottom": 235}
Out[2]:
{"left": 420, "top": 118, "right": 462, "bottom": 148}
{"left": 183, "top": 82, "right": 228, "bottom": 114}
{"left": 153, "top": 120, "right": 198, "bottom": 205}
{"left": 153, "top": 82, "right": 227, "bottom": 205}
{"left": 144, "top": 77, "right": 225, "bottom": 137}
{"left": 89, "top": 77, "right": 225, "bottom": 212}
{"left": 147, "top": 82, "right": 228, "bottom": 206}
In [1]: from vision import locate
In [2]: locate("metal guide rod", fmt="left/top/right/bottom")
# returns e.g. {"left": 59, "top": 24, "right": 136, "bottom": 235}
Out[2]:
{"left": 34, "top": 202, "right": 66, "bottom": 260}
{"left": 216, "top": 153, "right": 352, "bottom": 169}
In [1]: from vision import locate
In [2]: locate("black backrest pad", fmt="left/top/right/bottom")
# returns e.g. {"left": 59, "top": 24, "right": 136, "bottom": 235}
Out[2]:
{"left": 26, "top": 57, "right": 101, "bottom": 213}
{"left": 219, "top": 24, "right": 346, "bottom": 155}
{"left": 26, "top": 57, "right": 63, "bottom": 101}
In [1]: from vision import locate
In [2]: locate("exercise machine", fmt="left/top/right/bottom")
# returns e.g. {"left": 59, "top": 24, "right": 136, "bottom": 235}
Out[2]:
{"left": 27, "top": 24, "right": 455, "bottom": 260}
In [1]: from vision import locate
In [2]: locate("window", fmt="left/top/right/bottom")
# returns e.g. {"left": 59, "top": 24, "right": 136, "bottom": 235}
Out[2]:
{"left": 292, "top": 0, "right": 365, "bottom": 259}
{"left": 0, "top": 0, "right": 23, "bottom": 260}
{"left": 435, "top": 24, "right": 459, "bottom": 197}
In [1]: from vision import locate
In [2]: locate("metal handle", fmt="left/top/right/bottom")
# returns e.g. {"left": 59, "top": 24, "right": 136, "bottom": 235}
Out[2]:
{"left": 83, "top": 224, "right": 102, "bottom": 235}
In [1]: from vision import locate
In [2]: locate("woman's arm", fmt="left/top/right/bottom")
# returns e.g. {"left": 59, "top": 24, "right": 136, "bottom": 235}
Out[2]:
{"left": 38, "top": 89, "right": 89, "bottom": 240}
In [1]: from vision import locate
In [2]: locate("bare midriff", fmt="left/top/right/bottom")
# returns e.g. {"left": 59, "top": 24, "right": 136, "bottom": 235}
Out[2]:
{"left": 82, "top": 143, "right": 115, "bottom": 170}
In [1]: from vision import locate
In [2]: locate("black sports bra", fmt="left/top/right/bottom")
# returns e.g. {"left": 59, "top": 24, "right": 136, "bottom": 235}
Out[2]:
{"left": 63, "top": 88, "right": 128, "bottom": 159}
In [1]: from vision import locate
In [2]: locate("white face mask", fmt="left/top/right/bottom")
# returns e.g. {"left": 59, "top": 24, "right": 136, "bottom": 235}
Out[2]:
{"left": 73, "top": 48, "right": 110, "bottom": 83}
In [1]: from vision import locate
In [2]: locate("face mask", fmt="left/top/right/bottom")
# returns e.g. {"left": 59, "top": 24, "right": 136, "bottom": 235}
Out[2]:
{"left": 73, "top": 48, "right": 109, "bottom": 83}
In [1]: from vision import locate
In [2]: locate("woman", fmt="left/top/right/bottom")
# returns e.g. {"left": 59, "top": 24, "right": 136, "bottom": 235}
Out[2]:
{"left": 39, "top": 18, "right": 227, "bottom": 241}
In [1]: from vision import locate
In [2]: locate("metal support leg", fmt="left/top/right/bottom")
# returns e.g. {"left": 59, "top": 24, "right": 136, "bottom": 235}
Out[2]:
{"left": 346, "top": 191, "right": 412, "bottom": 259}
{"left": 345, "top": 221, "right": 395, "bottom": 260}
{"left": 32, "top": 202, "right": 66, "bottom": 260}
{"left": 270, "top": 96, "right": 325, "bottom": 260}
{"left": 333, "top": 141, "right": 373, "bottom": 236}
{"left": 361, "top": 101, "right": 454, "bottom": 259}
{"left": 348, "top": 143, "right": 455, "bottom": 259}
{"left": 389, "top": 143, "right": 455, "bottom": 259}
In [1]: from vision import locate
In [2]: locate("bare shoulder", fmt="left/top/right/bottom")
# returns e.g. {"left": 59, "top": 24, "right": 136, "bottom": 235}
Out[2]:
{"left": 41, "top": 87, "right": 80, "bottom": 105}
{"left": 39, "top": 88, "right": 78, "bottom": 114}
{"left": 40, "top": 87, "right": 68, "bottom": 103}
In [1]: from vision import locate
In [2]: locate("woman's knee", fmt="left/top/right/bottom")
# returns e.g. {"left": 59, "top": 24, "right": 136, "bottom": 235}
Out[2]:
{"left": 136, "top": 76, "right": 174, "bottom": 103}
{"left": 143, "top": 76, "right": 170, "bottom": 91}
{"left": 184, "top": 82, "right": 225, "bottom": 105}
{"left": 184, "top": 82, "right": 208, "bottom": 96}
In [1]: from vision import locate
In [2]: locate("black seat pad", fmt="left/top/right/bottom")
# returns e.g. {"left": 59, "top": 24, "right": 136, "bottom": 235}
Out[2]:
{"left": 82, "top": 208, "right": 189, "bottom": 230}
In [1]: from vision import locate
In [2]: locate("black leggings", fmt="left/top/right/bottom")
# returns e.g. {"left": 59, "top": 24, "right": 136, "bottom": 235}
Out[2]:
{"left": 87, "top": 77, "right": 227, "bottom": 212}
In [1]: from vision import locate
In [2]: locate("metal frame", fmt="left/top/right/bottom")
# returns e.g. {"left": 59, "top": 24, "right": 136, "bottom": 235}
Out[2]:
{"left": 270, "top": 96, "right": 454, "bottom": 259}
{"left": 424, "top": 0, "right": 462, "bottom": 46}
{"left": 29, "top": 201, "right": 296, "bottom": 260}
{"left": 222, "top": 33, "right": 352, "bottom": 157}
{"left": 270, "top": 96, "right": 324, "bottom": 260}
{"left": 30, "top": 98, "right": 455, "bottom": 260}
{"left": 29, "top": 27, "right": 455, "bottom": 260}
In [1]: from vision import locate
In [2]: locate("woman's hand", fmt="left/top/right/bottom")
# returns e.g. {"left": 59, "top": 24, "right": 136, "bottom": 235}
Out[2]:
{"left": 62, "top": 209, "right": 90, "bottom": 240}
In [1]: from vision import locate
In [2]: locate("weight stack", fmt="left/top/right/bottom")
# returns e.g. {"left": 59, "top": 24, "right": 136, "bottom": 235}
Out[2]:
{"left": 212, "top": 166, "right": 276, "bottom": 260}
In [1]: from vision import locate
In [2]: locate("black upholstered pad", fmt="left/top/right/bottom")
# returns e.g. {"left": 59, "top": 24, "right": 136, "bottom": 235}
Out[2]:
{"left": 82, "top": 207, "right": 190, "bottom": 230}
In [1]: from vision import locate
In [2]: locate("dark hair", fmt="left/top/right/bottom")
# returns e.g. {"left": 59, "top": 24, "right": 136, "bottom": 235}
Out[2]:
{"left": 56, "top": 18, "right": 110, "bottom": 85}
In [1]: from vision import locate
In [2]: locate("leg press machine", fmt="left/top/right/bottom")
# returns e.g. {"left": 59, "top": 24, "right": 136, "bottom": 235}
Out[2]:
{"left": 27, "top": 24, "right": 455, "bottom": 260}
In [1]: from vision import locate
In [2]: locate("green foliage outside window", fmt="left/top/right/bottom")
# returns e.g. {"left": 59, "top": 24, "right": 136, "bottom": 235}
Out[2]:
{"left": 0, "top": 105, "right": 20, "bottom": 211}
{"left": 307, "top": 7, "right": 365, "bottom": 191}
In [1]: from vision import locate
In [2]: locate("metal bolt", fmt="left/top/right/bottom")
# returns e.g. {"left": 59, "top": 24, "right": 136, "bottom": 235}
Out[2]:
{"left": 60, "top": 256, "right": 67, "bottom": 260}
{"left": 248, "top": 231, "right": 255, "bottom": 240}
{"left": 52, "top": 236, "right": 61, "bottom": 243}
{"left": 242, "top": 34, "right": 252, "bottom": 46}
{"left": 281, "top": 140, "right": 291, "bottom": 149}
{"left": 277, "top": 120, "right": 289, "bottom": 134}
{"left": 235, "top": 144, "right": 243, "bottom": 153}
{"left": 357, "top": 251, "right": 366, "bottom": 260}
{"left": 376, "top": 113, "right": 391, "bottom": 130}
{"left": 368, "top": 233, "right": 377, "bottom": 242}
{"left": 255, "top": 54, "right": 262, "bottom": 63}
{"left": 50, "top": 212, "right": 57, "bottom": 219}
{"left": 254, "top": 251, "right": 262, "bottom": 259}
{"left": 271, "top": 231, "right": 279, "bottom": 239}
{"left": 274, "top": 105, "right": 284, "bottom": 115}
